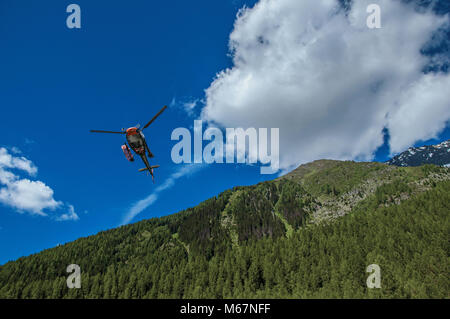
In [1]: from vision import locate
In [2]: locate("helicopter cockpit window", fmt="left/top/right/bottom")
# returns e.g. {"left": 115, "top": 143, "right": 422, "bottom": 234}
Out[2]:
{"left": 127, "top": 134, "right": 143, "bottom": 149}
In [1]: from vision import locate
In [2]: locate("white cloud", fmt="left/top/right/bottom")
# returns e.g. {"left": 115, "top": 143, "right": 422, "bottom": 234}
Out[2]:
{"left": 121, "top": 164, "right": 203, "bottom": 225}
{"left": 0, "top": 147, "right": 78, "bottom": 220}
{"left": 201, "top": 0, "right": 450, "bottom": 170}
{"left": 0, "top": 178, "right": 61, "bottom": 216}
{"left": 56, "top": 204, "right": 80, "bottom": 221}
{"left": 0, "top": 148, "right": 37, "bottom": 176}
{"left": 387, "top": 73, "right": 450, "bottom": 153}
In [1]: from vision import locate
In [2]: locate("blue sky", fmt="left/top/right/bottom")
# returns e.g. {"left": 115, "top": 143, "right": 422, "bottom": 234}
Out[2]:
{"left": 0, "top": 0, "right": 449, "bottom": 264}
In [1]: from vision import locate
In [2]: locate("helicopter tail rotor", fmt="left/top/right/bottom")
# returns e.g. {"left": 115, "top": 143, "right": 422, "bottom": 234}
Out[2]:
{"left": 138, "top": 165, "right": 160, "bottom": 172}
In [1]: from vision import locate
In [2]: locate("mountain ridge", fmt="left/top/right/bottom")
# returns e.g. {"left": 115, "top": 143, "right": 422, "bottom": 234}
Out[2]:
{"left": 386, "top": 139, "right": 450, "bottom": 167}
{"left": 0, "top": 148, "right": 449, "bottom": 298}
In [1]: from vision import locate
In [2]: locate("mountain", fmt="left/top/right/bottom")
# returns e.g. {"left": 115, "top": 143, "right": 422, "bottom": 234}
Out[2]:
{"left": 0, "top": 160, "right": 449, "bottom": 298}
{"left": 386, "top": 140, "right": 450, "bottom": 167}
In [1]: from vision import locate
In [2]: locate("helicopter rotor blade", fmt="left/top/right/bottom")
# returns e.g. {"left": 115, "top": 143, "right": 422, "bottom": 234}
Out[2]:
{"left": 90, "top": 130, "right": 126, "bottom": 134}
{"left": 142, "top": 105, "right": 167, "bottom": 130}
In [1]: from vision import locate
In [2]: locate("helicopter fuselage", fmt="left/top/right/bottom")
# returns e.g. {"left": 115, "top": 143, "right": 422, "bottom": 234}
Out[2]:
{"left": 125, "top": 127, "right": 147, "bottom": 155}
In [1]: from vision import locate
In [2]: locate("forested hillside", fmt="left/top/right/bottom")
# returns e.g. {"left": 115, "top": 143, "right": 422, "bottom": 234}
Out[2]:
{"left": 0, "top": 161, "right": 448, "bottom": 298}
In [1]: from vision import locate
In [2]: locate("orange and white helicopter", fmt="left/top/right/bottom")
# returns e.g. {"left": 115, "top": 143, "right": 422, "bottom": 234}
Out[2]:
{"left": 90, "top": 105, "right": 167, "bottom": 182}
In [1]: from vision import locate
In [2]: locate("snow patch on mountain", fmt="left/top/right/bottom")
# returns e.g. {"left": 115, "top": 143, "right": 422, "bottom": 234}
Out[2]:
{"left": 386, "top": 140, "right": 450, "bottom": 167}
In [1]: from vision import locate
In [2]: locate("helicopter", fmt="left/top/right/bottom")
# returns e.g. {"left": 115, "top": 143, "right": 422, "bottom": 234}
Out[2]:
{"left": 90, "top": 105, "right": 167, "bottom": 182}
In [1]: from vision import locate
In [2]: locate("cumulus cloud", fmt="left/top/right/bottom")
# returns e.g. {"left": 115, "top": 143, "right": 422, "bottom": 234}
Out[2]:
{"left": 0, "top": 148, "right": 37, "bottom": 176}
{"left": 0, "top": 147, "right": 78, "bottom": 220}
{"left": 387, "top": 72, "right": 450, "bottom": 153}
{"left": 201, "top": 0, "right": 450, "bottom": 171}
{"left": 121, "top": 164, "right": 203, "bottom": 225}
{"left": 0, "top": 178, "right": 61, "bottom": 216}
